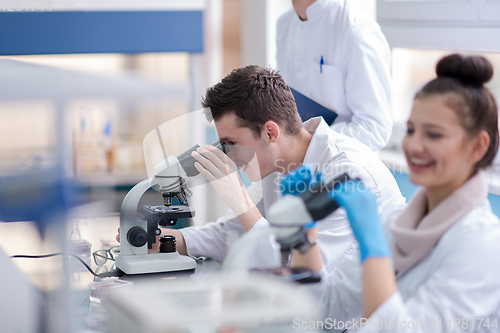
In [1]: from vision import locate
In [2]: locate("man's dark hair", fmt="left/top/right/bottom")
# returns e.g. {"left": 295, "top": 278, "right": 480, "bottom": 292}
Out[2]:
{"left": 202, "top": 65, "right": 302, "bottom": 138}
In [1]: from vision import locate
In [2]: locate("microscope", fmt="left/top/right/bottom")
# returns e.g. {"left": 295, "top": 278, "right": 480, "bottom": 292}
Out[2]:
{"left": 115, "top": 141, "right": 228, "bottom": 275}
{"left": 223, "top": 172, "right": 352, "bottom": 281}
{"left": 268, "top": 173, "right": 351, "bottom": 266}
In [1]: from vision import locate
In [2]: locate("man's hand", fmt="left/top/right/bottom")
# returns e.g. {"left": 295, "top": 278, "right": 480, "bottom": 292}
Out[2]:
{"left": 191, "top": 145, "right": 262, "bottom": 231}
{"left": 192, "top": 145, "right": 255, "bottom": 212}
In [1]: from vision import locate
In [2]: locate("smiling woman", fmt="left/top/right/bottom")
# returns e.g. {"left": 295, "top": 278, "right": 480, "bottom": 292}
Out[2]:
{"left": 289, "top": 54, "right": 500, "bottom": 332}
{"left": 404, "top": 54, "right": 499, "bottom": 210}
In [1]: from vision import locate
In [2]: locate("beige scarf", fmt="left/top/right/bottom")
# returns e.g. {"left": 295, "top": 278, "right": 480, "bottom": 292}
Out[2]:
{"left": 390, "top": 172, "right": 488, "bottom": 275}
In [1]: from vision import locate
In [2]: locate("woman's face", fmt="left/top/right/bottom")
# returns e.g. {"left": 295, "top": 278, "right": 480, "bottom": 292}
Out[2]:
{"left": 402, "top": 95, "right": 478, "bottom": 192}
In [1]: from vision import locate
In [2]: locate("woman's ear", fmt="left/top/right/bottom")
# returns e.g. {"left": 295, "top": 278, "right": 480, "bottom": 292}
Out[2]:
{"left": 263, "top": 120, "right": 280, "bottom": 143}
{"left": 469, "top": 130, "right": 490, "bottom": 164}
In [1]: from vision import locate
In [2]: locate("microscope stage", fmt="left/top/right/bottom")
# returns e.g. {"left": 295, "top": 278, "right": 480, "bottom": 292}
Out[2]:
{"left": 141, "top": 205, "right": 195, "bottom": 224}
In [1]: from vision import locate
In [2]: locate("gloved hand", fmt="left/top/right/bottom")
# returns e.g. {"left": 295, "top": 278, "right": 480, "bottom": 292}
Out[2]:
{"left": 281, "top": 164, "right": 322, "bottom": 196}
{"left": 331, "top": 180, "right": 391, "bottom": 262}
{"left": 281, "top": 164, "right": 322, "bottom": 229}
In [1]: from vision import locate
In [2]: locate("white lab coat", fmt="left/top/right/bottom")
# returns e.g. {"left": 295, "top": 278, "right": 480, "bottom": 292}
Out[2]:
{"left": 308, "top": 198, "right": 500, "bottom": 332}
{"left": 179, "top": 117, "right": 405, "bottom": 274}
{"left": 276, "top": 0, "right": 393, "bottom": 151}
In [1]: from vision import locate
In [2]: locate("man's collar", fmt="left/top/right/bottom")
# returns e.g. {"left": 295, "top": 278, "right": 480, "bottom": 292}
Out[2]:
{"left": 304, "top": 0, "right": 330, "bottom": 22}
{"left": 303, "top": 117, "right": 331, "bottom": 165}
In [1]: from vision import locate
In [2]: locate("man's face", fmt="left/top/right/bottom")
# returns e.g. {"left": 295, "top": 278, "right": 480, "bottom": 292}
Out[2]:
{"left": 214, "top": 113, "right": 275, "bottom": 182}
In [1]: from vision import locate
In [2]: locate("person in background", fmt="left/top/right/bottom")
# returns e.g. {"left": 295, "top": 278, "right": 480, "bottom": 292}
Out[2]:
{"left": 277, "top": 0, "right": 393, "bottom": 151}
{"left": 286, "top": 54, "right": 500, "bottom": 331}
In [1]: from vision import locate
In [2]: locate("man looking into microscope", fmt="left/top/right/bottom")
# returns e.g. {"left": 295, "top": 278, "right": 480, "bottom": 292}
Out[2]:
{"left": 119, "top": 65, "right": 405, "bottom": 275}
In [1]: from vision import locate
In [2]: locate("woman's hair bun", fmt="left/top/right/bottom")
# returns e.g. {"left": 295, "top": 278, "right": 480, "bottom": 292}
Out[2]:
{"left": 436, "top": 54, "right": 493, "bottom": 87}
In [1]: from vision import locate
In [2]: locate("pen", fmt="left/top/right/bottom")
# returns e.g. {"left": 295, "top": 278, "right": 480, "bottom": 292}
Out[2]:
{"left": 320, "top": 56, "right": 324, "bottom": 74}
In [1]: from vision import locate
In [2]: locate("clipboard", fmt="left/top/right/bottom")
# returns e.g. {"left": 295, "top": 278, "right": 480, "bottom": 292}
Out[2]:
{"left": 290, "top": 87, "right": 337, "bottom": 126}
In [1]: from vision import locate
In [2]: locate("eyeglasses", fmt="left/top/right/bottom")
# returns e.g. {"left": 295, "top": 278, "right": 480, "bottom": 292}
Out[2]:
{"left": 93, "top": 246, "right": 120, "bottom": 266}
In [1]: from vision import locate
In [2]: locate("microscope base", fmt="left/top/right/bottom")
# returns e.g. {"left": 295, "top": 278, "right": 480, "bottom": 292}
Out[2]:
{"left": 115, "top": 251, "right": 196, "bottom": 275}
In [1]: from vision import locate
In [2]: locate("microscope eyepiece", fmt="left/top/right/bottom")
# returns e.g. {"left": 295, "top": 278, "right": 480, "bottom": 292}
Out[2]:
{"left": 177, "top": 140, "right": 229, "bottom": 177}
{"left": 213, "top": 141, "right": 229, "bottom": 154}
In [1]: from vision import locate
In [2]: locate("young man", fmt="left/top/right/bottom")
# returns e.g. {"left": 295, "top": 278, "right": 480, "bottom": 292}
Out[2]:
{"left": 162, "top": 65, "right": 405, "bottom": 275}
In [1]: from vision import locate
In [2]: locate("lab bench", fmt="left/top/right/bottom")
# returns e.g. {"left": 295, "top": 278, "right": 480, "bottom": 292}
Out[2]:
{"left": 0, "top": 215, "right": 222, "bottom": 332}
{"left": 72, "top": 258, "right": 223, "bottom": 332}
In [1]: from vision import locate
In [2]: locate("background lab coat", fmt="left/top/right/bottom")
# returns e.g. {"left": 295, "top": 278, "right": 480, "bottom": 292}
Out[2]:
{"left": 276, "top": 0, "right": 393, "bottom": 151}
{"left": 308, "top": 197, "right": 500, "bottom": 332}
{"left": 179, "top": 117, "right": 405, "bottom": 274}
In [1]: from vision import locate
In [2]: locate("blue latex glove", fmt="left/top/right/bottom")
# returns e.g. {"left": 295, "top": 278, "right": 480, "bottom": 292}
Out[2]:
{"left": 281, "top": 164, "right": 322, "bottom": 196}
{"left": 281, "top": 164, "right": 322, "bottom": 228}
{"left": 330, "top": 180, "right": 391, "bottom": 263}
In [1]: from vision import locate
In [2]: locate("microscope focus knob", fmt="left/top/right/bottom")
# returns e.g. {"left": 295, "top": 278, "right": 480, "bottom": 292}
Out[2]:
{"left": 127, "top": 226, "right": 148, "bottom": 247}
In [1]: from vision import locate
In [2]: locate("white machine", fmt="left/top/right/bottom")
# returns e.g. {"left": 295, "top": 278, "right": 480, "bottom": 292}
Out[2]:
{"left": 223, "top": 173, "right": 351, "bottom": 275}
{"left": 115, "top": 141, "right": 228, "bottom": 275}
{"left": 107, "top": 273, "right": 320, "bottom": 333}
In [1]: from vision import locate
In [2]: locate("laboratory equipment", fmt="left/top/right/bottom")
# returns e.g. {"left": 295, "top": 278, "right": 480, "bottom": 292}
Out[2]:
{"left": 68, "top": 220, "right": 92, "bottom": 274}
{"left": 106, "top": 273, "right": 319, "bottom": 333}
{"left": 115, "top": 141, "right": 228, "bottom": 275}
{"left": 223, "top": 173, "right": 352, "bottom": 273}
{"left": 87, "top": 279, "right": 133, "bottom": 330}
{"left": 89, "top": 279, "right": 133, "bottom": 304}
